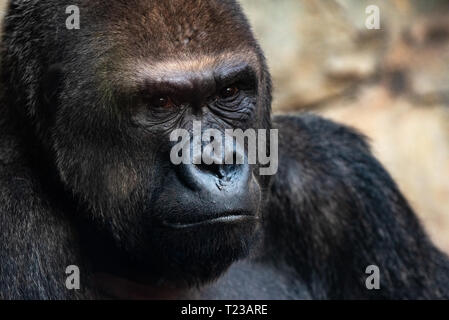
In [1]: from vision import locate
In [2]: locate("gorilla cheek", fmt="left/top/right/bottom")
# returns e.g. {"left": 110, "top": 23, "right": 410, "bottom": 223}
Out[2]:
{"left": 104, "top": 164, "right": 139, "bottom": 201}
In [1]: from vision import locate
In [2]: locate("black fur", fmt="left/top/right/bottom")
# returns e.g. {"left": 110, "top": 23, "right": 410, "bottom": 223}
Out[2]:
{"left": 0, "top": 0, "right": 448, "bottom": 300}
{"left": 264, "top": 115, "right": 449, "bottom": 299}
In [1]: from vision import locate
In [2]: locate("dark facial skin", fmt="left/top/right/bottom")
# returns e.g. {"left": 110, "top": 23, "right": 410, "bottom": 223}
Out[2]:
{"left": 3, "top": 0, "right": 272, "bottom": 288}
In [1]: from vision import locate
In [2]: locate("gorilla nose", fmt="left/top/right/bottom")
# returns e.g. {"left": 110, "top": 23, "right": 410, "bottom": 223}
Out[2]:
{"left": 166, "top": 143, "right": 261, "bottom": 226}
{"left": 179, "top": 151, "right": 252, "bottom": 195}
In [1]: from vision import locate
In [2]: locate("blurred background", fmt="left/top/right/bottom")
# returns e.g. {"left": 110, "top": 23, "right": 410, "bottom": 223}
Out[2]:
{"left": 0, "top": 0, "right": 448, "bottom": 252}
{"left": 240, "top": 0, "right": 449, "bottom": 253}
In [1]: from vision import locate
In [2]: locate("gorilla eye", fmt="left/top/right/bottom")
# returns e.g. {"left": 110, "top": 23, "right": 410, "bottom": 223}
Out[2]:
{"left": 219, "top": 86, "right": 239, "bottom": 99}
{"left": 155, "top": 96, "right": 176, "bottom": 109}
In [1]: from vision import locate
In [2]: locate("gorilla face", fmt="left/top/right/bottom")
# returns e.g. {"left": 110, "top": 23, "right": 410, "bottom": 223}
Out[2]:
{"left": 22, "top": 0, "right": 272, "bottom": 285}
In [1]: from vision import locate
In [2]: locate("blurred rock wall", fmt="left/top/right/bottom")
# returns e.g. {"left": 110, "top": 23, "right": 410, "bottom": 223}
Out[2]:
{"left": 241, "top": 0, "right": 449, "bottom": 252}
{"left": 242, "top": 0, "right": 449, "bottom": 110}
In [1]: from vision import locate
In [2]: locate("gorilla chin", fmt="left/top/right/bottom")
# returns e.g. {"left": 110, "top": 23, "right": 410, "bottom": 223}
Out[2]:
{"left": 93, "top": 214, "right": 259, "bottom": 299}
{"left": 95, "top": 213, "right": 261, "bottom": 292}
{"left": 146, "top": 213, "right": 260, "bottom": 286}
{"left": 143, "top": 161, "right": 263, "bottom": 286}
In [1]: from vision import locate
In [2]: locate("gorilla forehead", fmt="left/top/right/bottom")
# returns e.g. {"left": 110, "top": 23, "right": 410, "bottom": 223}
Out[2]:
{"left": 121, "top": 52, "right": 260, "bottom": 93}
{"left": 57, "top": 0, "right": 265, "bottom": 97}
{"left": 97, "top": 0, "right": 258, "bottom": 58}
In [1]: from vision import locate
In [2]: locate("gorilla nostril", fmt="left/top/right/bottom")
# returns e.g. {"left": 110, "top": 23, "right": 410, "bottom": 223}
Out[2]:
{"left": 196, "top": 162, "right": 225, "bottom": 179}
{"left": 176, "top": 147, "right": 248, "bottom": 192}
{"left": 196, "top": 150, "right": 241, "bottom": 180}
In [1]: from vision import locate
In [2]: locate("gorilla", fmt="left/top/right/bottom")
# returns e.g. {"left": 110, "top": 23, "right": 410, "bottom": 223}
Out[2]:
{"left": 0, "top": 0, "right": 448, "bottom": 300}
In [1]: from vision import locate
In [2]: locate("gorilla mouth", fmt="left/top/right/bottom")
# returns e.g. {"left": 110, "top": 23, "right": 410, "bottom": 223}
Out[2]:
{"left": 159, "top": 212, "right": 256, "bottom": 229}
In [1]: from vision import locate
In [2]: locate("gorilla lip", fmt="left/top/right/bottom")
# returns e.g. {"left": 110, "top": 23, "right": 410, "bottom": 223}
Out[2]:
{"left": 160, "top": 213, "right": 256, "bottom": 229}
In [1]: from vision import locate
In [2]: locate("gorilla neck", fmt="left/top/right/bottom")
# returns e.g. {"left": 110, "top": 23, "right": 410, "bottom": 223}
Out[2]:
{"left": 94, "top": 273, "right": 191, "bottom": 300}
{"left": 93, "top": 259, "right": 311, "bottom": 300}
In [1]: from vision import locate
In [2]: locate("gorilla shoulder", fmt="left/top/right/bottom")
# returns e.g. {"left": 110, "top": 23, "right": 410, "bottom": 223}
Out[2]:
{"left": 265, "top": 113, "right": 449, "bottom": 299}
